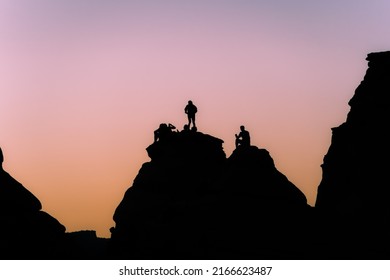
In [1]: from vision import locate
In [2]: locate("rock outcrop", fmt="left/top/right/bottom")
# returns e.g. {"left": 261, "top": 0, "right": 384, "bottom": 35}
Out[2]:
{"left": 315, "top": 51, "right": 390, "bottom": 258}
{"left": 111, "top": 131, "right": 312, "bottom": 259}
{"left": 0, "top": 147, "right": 66, "bottom": 259}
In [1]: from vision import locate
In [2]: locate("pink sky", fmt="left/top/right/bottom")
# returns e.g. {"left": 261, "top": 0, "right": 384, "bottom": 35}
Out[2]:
{"left": 1, "top": 0, "right": 389, "bottom": 237}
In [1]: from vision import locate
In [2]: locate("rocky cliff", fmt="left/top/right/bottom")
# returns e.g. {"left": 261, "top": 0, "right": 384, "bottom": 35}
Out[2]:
{"left": 0, "top": 147, "right": 66, "bottom": 259}
{"left": 315, "top": 51, "right": 390, "bottom": 258}
{"left": 111, "top": 130, "right": 312, "bottom": 259}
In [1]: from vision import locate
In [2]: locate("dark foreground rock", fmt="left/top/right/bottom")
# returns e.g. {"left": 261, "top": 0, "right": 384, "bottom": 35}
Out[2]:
{"left": 315, "top": 51, "right": 390, "bottom": 258}
{"left": 0, "top": 148, "right": 66, "bottom": 259}
{"left": 57, "top": 230, "right": 110, "bottom": 259}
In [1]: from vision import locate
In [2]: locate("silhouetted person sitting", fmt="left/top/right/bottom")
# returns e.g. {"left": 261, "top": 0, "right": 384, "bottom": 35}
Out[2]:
{"left": 154, "top": 123, "right": 176, "bottom": 142}
{"left": 184, "top": 100, "right": 197, "bottom": 129}
{"left": 235, "top": 125, "right": 250, "bottom": 148}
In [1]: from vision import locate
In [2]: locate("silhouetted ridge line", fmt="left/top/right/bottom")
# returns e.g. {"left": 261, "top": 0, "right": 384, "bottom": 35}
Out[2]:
{"left": 110, "top": 129, "right": 311, "bottom": 259}
{"left": 315, "top": 50, "right": 390, "bottom": 258}
{"left": 0, "top": 147, "right": 66, "bottom": 259}
{"left": 226, "top": 146, "right": 307, "bottom": 205}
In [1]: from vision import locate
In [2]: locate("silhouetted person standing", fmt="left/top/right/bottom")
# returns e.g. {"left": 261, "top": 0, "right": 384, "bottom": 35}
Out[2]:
{"left": 184, "top": 100, "right": 197, "bottom": 129}
{"left": 235, "top": 125, "right": 250, "bottom": 148}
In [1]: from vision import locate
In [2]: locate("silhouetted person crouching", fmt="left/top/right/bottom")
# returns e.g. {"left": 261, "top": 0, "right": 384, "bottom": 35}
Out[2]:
{"left": 235, "top": 125, "right": 250, "bottom": 148}
{"left": 154, "top": 123, "right": 176, "bottom": 142}
{"left": 184, "top": 100, "right": 197, "bottom": 129}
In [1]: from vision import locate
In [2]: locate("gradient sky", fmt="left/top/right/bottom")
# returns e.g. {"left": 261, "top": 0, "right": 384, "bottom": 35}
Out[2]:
{"left": 1, "top": 0, "right": 389, "bottom": 237}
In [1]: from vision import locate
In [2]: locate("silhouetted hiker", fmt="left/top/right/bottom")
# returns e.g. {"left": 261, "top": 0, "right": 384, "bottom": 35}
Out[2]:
{"left": 154, "top": 123, "right": 176, "bottom": 142}
{"left": 235, "top": 125, "right": 250, "bottom": 148}
{"left": 184, "top": 100, "right": 197, "bottom": 129}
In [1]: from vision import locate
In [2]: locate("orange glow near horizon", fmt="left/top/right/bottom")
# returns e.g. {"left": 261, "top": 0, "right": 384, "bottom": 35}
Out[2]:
{"left": 1, "top": 1, "right": 390, "bottom": 237}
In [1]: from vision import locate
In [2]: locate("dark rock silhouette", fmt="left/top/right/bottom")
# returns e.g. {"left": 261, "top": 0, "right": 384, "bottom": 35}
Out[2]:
{"left": 57, "top": 230, "right": 109, "bottom": 259}
{"left": 111, "top": 131, "right": 226, "bottom": 258}
{"left": 0, "top": 147, "right": 66, "bottom": 259}
{"left": 110, "top": 132, "right": 313, "bottom": 259}
{"left": 315, "top": 51, "right": 390, "bottom": 258}
{"left": 225, "top": 146, "right": 307, "bottom": 206}
{"left": 0, "top": 149, "right": 42, "bottom": 214}
{"left": 198, "top": 145, "right": 314, "bottom": 259}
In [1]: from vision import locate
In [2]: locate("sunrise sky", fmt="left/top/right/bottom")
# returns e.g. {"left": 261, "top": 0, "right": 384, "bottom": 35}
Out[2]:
{"left": 1, "top": 0, "right": 389, "bottom": 237}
